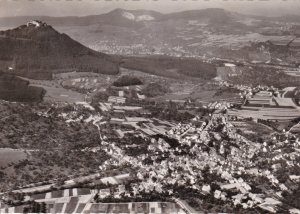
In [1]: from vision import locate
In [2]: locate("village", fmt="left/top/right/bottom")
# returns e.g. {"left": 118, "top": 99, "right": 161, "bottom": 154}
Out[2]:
{"left": 1, "top": 71, "right": 300, "bottom": 213}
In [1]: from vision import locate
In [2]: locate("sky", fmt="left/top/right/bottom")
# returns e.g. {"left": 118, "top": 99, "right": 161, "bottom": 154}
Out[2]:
{"left": 0, "top": 0, "right": 300, "bottom": 17}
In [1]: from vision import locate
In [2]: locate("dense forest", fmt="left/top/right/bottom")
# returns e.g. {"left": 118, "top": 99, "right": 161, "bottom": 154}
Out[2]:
{"left": 113, "top": 75, "right": 143, "bottom": 87}
{"left": 0, "top": 24, "right": 119, "bottom": 80}
{"left": 0, "top": 102, "right": 109, "bottom": 192}
{"left": 0, "top": 72, "right": 45, "bottom": 102}
{"left": 120, "top": 56, "right": 217, "bottom": 80}
{"left": 142, "top": 82, "right": 169, "bottom": 97}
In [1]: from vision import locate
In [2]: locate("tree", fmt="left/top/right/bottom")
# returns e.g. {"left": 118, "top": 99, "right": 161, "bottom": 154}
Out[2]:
{"left": 113, "top": 75, "right": 142, "bottom": 87}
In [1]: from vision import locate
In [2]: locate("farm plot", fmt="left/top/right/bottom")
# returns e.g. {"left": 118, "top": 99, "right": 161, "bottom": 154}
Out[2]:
{"left": 228, "top": 107, "right": 300, "bottom": 121}
{"left": 29, "top": 84, "right": 86, "bottom": 103}
{"left": 231, "top": 121, "right": 273, "bottom": 137}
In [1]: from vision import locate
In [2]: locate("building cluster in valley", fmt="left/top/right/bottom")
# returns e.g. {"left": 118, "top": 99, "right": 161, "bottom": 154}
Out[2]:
{"left": 228, "top": 86, "right": 300, "bottom": 122}
{"left": 1, "top": 62, "right": 300, "bottom": 213}
{"left": 98, "top": 113, "right": 300, "bottom": 213}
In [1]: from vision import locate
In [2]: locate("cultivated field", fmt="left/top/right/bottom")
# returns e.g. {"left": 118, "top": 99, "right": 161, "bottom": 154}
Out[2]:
{"left": 228, "top": 106, "right": 300, "bottom": 121}
{"left": 231, "top": 121, "right": 273, "bottom": 138}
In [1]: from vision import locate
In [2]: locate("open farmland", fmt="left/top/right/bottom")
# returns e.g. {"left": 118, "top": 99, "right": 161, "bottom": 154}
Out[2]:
{"left": 228, "top": 106, "right": 300, "bottom": 121}
{"left": 20, "top": 77, "right": 86, "bottom": 103}
{"left": 55, "top": 69, "right": 173, "bottom": 97}
{"left": 284, "top": 69, "right": 300, "bottom": 77}
{"left": 53, "top": 68, "right": 227, "bottom": 104}
{"left": 153, "top": 83, "right": 241, "bottom": 104}
{"left": 231, "top": 121, "right": 274, "bottom": 140}
{"left": 33, "top": 85, "right": 86, "bottom": 103}
{"left": 229, "top": 66, "right": 300, "bottom": 88}
{"left": 56, "top": 72, "right": 113, "bottom": 94}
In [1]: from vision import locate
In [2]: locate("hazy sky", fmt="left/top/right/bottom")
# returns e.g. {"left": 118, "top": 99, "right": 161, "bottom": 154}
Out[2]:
{"left": 0, "top": 0, "right": 300, "bottom": 17}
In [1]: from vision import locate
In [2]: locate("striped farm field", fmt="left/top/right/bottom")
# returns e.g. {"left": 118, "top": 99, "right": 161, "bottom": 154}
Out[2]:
{"left": 228, "top": 107, "right": 300, "bottom": 121}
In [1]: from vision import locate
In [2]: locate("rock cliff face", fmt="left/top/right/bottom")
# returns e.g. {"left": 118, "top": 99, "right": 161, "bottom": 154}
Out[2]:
{"left": 0, "top": 72, "right": 45, "bottom": 102}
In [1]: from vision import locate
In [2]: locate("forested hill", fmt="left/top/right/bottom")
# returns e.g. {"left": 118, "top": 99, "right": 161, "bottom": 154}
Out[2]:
{"left": 0, "top": 21, "right": 120, "bottom": 80}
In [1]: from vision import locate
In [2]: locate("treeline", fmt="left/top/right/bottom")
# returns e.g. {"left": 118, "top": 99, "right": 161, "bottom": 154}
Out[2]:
{"left": 0, "top": 73, "right": 45, "bottom": 102}
{"left": 142, "top": 82, "right": 169, "bottom": 97}
{"left": 113, "top": 75, "right": 142, "bottom": 87}
{"left": 120, "top": 56, "right": 217, "bottom": 79}
{"left": 145, "top": 101, "right": 194, "bottom": 122}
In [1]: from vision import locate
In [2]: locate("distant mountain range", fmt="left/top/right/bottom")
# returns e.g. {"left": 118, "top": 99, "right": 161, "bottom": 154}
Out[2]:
{"left": 1, "top": 8, "right": 298, "bottom": 61}
{"left": 0, "top": 8, "right": 233, "bottom": 27}
{"left": 1, "top": 8, "right": 300, "bottom": 28}
{"left": 1, "top": 8, "right": 300, "bottom": 76}
{"left": 0, "top": 20, "right": 119, "bottom": 79}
